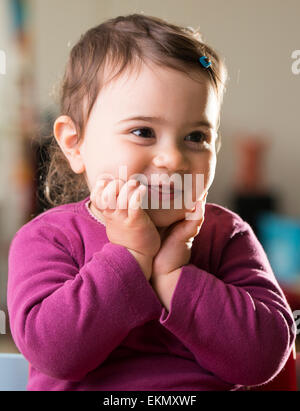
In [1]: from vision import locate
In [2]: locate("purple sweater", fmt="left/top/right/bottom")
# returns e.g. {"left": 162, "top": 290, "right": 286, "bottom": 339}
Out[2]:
{"left": 7, "top": 196, "right": 295, "bottom": 391}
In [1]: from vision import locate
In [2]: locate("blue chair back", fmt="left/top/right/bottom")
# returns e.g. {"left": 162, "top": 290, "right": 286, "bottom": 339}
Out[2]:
{"left": 0, "top": 353, "right": 29, "bottom": 391}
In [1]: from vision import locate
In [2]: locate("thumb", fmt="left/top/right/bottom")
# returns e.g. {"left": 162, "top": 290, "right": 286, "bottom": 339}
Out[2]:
{"left": 174, "top": 196, "right": 206, "bottom": 242}
{"left": 161, "top": 192, "right": 208, "bottom": 243}
{"left": 185, "top": 191, "right": 207, "bottom": 222}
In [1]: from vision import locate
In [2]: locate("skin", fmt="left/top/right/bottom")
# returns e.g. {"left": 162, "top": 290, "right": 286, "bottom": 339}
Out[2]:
{"left": 53, "top": 60, "right": 221, "bottom": 310}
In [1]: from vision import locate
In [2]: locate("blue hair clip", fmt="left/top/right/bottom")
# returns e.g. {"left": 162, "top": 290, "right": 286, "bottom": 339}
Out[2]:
{"left": 199, "top": 56, "right": 212, "bottom": 68}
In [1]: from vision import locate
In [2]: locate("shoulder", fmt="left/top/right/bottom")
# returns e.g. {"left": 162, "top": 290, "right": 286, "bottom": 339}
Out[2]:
{"left": 204, "top": 202, "right": 252, "bottom": 238}
{"left": 13, "top": 199, "right": 80, "bottom": 234}
{"left": 9, "top": 198, "right": 91, "bottom": 261}
{"left": 191, "top": 202, "right": 260, "bottom": 273}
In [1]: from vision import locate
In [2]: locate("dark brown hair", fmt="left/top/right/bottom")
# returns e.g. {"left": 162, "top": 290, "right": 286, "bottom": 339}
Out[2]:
{"left": 43, "top": 13, "right": 228, "bottom": 207}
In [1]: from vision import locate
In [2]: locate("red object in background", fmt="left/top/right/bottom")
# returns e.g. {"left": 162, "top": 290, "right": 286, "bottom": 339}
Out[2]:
{"left": 234, "top": 134, "right": 271, "bottom": 195}
{"left": 250, "top": 345, "right": 297, "bottom": 391}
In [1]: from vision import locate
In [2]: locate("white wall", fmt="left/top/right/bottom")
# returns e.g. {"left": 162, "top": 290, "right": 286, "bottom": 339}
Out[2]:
{"left": 32, "top": 0, "right": 107, "bottom": 110}
{"left": 32, "top": 0, "right": 300, "bottom": 217}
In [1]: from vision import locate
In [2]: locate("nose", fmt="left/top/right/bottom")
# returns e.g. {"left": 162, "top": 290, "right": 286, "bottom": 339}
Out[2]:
{"left": 152, "top": 142, "right": 188, "bottom": 172}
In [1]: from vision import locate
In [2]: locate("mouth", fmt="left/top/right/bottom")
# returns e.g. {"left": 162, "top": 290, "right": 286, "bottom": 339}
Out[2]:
{"left": 145, "top": 183, "right": 184, "bottom": 200}
{"left": 149, "top": 185, "right": 175, "bottom": 194}
{"left": 143, "top": 181, "right": 183, "bottom": 193}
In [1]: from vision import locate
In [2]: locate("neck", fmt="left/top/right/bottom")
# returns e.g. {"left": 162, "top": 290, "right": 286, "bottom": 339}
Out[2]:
{"left": 88, "top": 201, "right": 106, "bottom": 225}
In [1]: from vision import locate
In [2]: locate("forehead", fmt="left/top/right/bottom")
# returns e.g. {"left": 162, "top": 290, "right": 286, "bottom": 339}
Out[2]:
{"left": 93, "top": 61, "right": 220, "bottom": 128}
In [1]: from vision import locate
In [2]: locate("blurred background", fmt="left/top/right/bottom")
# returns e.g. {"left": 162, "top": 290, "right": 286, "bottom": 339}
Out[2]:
{"left": 0, "top": 0, "right": 300, "bottom": 385}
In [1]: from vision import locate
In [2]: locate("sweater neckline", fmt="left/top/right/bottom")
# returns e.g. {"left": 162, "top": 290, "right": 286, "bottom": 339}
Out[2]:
{"left": 83, "top": 197, "right": 106, "bottom": 227}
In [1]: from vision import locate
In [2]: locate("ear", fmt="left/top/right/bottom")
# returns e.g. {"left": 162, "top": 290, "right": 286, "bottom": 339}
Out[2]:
{"left": 53, "top": 115, "right": 85, "bottom": 174}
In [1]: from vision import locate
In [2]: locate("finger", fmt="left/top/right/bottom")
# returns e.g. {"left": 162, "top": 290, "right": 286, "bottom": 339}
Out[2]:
{"left": 102, "top": 179, "right": 125, "bottom": 210}
{"left": 182, "top": 193, "right": 206, "bottom": 219}
{"left": 128, "top": 184, "right": 147, "bottom": 218}
{"left": 91, "top": 179, "right": 110, "bottom": 210}
{"left": 117, "top": 179, "right": 140, "bottom": 211}
{"left": 163, "top": 196, "right": 206, "bottom": 244}
{"left": 183, "top": 200, "right": 206, "bottom": 239}
{"left": 93, "top": 178, "right": 118, "bottom": 211}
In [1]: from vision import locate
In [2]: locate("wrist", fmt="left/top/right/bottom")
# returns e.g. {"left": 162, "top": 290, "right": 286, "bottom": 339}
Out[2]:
{"left": 127, "top": 249, "right": 153, "bottom": 280}
{"left": 151, "top": 267, "right": 182, "bottom": 311}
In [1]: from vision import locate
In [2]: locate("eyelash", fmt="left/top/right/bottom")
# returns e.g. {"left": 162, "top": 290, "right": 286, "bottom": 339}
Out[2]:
{"left": 130, "top": 127, "right": 210, "bottom": 148}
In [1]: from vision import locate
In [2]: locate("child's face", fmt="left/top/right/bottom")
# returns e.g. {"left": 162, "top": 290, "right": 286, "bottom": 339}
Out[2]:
{"left": 56, "top": 62, "right": 220, "bottom": 228}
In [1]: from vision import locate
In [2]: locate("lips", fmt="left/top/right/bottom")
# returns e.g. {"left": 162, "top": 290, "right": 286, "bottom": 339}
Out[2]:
{"left": 145, "top": 182, "right": 185, "bottom": 195}
{"left": 144, "top": 183, "right": 183, "bottom": 198}
{"left": 149, "top": 185, "right": 175, "bottom": 194}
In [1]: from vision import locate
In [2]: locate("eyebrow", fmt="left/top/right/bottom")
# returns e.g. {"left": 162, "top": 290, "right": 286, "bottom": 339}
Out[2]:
{"left": 116, "top": 115, "right": 214, "bottom": 129}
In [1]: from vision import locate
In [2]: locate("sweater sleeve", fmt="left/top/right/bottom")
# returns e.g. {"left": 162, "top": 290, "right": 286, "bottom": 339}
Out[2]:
{"left": 7, "top": 222, "right": 162, "bottom": 381}
{"left": 158, "top": 222, "right": 296, "bottom": 387}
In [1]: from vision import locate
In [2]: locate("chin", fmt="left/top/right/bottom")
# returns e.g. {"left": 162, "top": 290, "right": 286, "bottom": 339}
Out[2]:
{"left": 144, "top": 207, "right": 187, "bottom": 228}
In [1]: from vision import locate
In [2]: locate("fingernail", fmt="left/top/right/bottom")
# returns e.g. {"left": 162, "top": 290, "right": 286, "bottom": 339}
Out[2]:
{"left": 128, "top": 179, "right": 138, "bottom": 187}
{"left": 95, "top": 180, "right": 106, "bottom": 190}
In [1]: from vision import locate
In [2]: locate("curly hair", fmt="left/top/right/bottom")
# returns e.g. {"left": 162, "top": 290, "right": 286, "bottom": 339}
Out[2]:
{"left": 43, "top": 13, "right": 228, "bottom": 208}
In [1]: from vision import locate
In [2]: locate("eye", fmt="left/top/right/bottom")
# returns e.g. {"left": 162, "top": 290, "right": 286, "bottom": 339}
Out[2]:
{"left": 130, "top": 128, "right": 210, "bottom": 149}
{"left": 131, "top": 127, "right": 155, "bottom": 139}
{"left": 185, "top": 131, "right": 209, "bottom": 145}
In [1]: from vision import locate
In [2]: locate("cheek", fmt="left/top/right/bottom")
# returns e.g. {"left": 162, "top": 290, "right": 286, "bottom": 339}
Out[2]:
{"left": 92, "top": 151, "right": 146, "bottom": 187}
{"left": 205, "top": 154, "right": 217, "bottom": 190}
{"left": 191, "top": 153, "right": 216, "bottom": 200}
{"left": 82, "top": 138, "right": 116, "bottom": 183}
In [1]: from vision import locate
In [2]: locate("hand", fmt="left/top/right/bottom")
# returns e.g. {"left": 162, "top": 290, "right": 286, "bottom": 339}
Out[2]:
{"left": 90, "top": 176, "right": 161, "bottom": 259}
{"left": 151, "top": 192, "right": 207, "bottom": 281}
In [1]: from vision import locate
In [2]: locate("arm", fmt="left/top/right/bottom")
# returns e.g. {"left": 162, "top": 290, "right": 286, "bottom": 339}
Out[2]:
{"left": 127, "top": 249, "right": 153, "bottom": 281}
{"left": 7, "top": 222, "right": 161, "bottom": 381}
{"left": 150, "top": 268, "right": 181, "bottom": 312}
{"left": 155, "top": 225, "right": 296, "bottom": 387}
